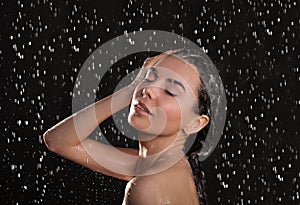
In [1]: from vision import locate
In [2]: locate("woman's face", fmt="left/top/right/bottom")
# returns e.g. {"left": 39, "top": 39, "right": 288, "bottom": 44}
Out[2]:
{"left": 128, "top": 55, "right": 201, "bottom": 138}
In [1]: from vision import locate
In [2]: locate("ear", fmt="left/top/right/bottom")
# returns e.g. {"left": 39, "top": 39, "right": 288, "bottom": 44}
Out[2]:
{"left": 183, "top": 115, "right": 209, "bottom": 136}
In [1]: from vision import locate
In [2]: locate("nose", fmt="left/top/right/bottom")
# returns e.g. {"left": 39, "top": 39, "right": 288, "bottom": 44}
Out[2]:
{"left": 142, "top": 85, "right": 160, "bottom": 100}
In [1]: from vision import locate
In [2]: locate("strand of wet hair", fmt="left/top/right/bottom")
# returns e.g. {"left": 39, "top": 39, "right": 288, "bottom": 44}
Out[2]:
{"left": 188, "top": 154, "right": 208, "bottom": 205}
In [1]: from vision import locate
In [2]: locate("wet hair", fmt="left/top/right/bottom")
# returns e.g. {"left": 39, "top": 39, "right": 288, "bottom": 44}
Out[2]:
{"left": 166, "top": 48, "right": 222, "bottom": 205}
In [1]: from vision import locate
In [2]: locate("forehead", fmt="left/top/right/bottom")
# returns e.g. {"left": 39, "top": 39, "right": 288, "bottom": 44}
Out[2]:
{"left": 152, "top": 55, "right": 200, "bottom": 92}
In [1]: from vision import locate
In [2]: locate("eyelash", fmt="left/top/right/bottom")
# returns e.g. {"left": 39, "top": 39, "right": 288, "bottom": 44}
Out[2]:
{"left": 165, "top": 90, "right": 177, "bottom": 97}
{"left": 145, "top": 80, "right": 176, "bottom": 96}
{"left": 144, "top": 78, "right": 154, "bottom": 82}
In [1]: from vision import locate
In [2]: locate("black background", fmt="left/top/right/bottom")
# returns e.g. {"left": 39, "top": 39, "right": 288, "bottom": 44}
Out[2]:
{"left": 1, "top": 0, "right": 300, "bottom": 204}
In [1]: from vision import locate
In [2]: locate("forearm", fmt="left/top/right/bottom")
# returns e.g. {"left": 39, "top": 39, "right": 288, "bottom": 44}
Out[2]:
{"left": 43, "top": 86, "right": 134, "bottom": 150}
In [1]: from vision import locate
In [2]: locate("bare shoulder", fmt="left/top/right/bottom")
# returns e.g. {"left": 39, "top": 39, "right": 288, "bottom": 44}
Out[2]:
{"left": 124, "top": 158, "right": 199, "bottom": 205}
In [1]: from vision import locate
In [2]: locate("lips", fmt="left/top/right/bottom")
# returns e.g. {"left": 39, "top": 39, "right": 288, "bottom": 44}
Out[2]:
{"left": 134, "top": 101, "right": 152, "bottom": 115}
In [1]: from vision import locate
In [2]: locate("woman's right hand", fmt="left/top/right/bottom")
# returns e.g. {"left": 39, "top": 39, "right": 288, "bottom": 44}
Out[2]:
{"left": 43, "top": 55, "right": 161, "bottom": 181}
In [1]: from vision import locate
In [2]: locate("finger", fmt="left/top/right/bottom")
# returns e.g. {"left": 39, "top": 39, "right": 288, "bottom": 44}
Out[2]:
{"left": 141, "top": 57, "right": 153, "bottom": 68}
{"left": 141, "top": 55, "right": 160, "bottom": 68}
{"left": 142, "top": 53, "right": 169, "bottom": 69}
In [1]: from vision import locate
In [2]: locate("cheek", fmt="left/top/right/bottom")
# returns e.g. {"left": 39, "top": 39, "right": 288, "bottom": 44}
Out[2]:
{"left": 173, "top": 97, "right": 197, "bottom": 126}
{"left": 158, "top": 99, "right": 182, "bottom": 124}
{"left": 158, "top": 95, "right": 196, "bottom": 123}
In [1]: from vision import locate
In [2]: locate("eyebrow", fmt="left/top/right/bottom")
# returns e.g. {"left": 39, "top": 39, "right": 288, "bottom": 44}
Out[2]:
{"left": 166, "top": 78, "right": 186, "bottom": 92}
{"left": 150, "top": 67, "right": 186, "bottom": 92}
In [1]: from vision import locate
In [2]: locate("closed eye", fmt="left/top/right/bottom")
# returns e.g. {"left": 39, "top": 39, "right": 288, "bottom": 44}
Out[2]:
{"left": 144, "top": 78, "right": 154, "bottom": 82}
{"left": 165, "top": 90, "right": 177, "bottom": 97}
{"left": 144, "top": 67, "right": 157, "bottom": 82}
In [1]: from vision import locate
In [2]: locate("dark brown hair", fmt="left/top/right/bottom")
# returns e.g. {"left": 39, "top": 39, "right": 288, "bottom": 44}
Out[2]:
{"left": 167, "top": 48, "right": 222, "bottom": 205}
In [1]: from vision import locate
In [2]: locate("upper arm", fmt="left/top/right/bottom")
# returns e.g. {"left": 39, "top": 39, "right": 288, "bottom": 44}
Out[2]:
{"left": 48, "top": 138, "right": 138, "bottom": 181}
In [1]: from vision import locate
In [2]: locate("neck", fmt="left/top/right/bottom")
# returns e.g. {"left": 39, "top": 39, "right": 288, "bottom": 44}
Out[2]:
{"left": 134, "top": 130, "right": 187, "bottom": 176}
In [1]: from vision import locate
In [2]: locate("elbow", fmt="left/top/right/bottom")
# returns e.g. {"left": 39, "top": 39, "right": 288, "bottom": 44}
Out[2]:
{"left": 43, "top": 130, "right": 58, "bottom": 152}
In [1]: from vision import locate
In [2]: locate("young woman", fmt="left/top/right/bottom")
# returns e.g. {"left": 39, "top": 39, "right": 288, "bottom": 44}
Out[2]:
{"left": 43, "top": 49, "right": 222, "bottom": 205}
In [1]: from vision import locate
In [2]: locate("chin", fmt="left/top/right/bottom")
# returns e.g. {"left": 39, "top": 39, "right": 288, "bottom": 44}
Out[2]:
{"left": 128, "top": 118, "right": 175, "bottom": 139}
{"left": 127, "top": 107, "right": 180, "bottom": 137}
{"left": 127, "top": 114, "right": 152, "bottom": 132}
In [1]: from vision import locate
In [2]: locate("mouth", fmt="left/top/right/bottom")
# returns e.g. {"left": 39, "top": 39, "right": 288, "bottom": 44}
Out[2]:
{"left": 134, "top": 101, "right": 152, "bottom": 116}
